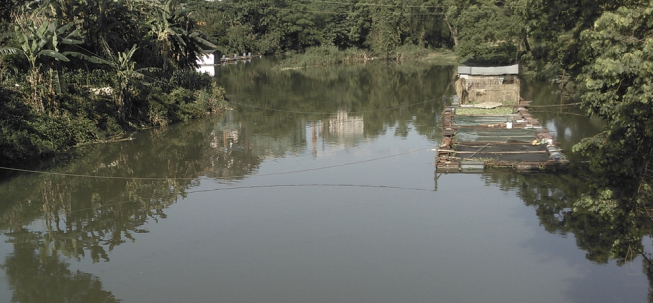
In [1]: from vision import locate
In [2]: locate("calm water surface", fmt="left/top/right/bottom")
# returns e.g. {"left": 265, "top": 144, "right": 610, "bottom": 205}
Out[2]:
{"left": 0, "top": 59, "right": 649, "bottom": 303}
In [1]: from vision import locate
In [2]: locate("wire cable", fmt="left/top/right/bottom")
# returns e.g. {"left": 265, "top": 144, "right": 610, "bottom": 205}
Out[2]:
{"left": 0, "top": 147, "right": 430, "bottom": 180}
{"left": 30, "top": 182, "right": 434, "bottom": 218}
{"left": 186, "top": 183, "right": 433, "bottom": 194}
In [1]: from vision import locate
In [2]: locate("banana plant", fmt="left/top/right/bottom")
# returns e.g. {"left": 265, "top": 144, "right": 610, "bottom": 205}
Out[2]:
{"left": 1, "top": 18, "right": 82, "bottom": 71}
{"left": 0, "top": 16, "right": 83, "bottom": 112}
{"left": 112, "top": 45, "right": 143, "bottom": 118}
{"left": 71, "top": 43, "right": 159, "bottom": 119}
{"left": 144, "top": 0, "right": 217, "bottom": 71}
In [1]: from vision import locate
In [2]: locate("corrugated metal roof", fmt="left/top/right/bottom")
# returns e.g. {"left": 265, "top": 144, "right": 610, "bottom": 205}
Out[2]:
{"left": 458, "top": 64, "right": 519, "bottom": 75}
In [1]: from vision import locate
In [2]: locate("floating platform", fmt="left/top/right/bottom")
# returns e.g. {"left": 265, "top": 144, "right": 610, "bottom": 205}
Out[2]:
{"left": 435, "top": 99, "right": 568, "bottom": 172}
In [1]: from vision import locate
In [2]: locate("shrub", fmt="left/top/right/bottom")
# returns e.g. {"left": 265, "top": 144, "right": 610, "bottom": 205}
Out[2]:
{"left": 195, "top": 82, "right": 228, "bottom": 113}
{"left": 169, "top": 69, "right": 213, "bottom": 91}
{"left": 394, "top": 45, "right": 430, "bottom": 61}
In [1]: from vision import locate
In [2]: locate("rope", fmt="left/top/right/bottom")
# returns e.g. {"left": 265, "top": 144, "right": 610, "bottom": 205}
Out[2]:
{"left": 529, "top": 110, "right": 587, "bottom": 117}
{"left": 526, "top": 102, "right": 581, "bottom": 108}
{"left": 21, "top": 183, "right": 433, "bottom": 217}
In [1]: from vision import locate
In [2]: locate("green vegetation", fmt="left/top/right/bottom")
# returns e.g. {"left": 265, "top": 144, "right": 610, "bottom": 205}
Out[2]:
{"left": 182, "top": 0, "right": 644, "bottom": 76}
{"left": 0, "top": 0, "right": 227, "bottom": 163}
{"left": 187, "top": 0, "right": 455, "bottom": 60}
{"left": 183, "top": 0, "right": 536, "bottom": 66}
{"left": 571, "top": 3, "right": 653, "bottom": 245}
{"left": 277, "top": 45, "right": 371, "bottom": 68}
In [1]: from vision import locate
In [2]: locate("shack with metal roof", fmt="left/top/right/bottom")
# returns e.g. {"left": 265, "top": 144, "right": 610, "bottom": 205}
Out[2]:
{"left": 455, "top": 64, "right": 520, "bottom": 105}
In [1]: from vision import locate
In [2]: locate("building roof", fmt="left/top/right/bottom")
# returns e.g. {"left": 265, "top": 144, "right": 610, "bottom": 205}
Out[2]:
{"left": 458, "top": 64, "right": 519, "bottom": 76}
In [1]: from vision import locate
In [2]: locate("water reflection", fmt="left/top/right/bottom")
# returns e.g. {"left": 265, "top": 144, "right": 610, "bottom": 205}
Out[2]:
{"left": 217, "top": 59, "right": 450, "bottom": 142}
{"left": 0, "top": 59, "right": 648, "bottom": 302}
{"left": 478, "top": 171, "right": 652, "bottom": 264}
{"left": 478, "top": 170, "right": 653, "bottom": 302}
{"left": 3, "top": 242, "right": 118, "bottom": 303}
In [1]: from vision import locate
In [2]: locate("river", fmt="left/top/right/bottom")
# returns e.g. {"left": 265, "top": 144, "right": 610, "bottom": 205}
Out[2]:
{"left": 0, "top": 58, "right": 649, "bottom": 303}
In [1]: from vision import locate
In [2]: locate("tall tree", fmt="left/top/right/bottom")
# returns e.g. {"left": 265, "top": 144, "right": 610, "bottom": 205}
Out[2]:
{"left": 455, "top": 1, "right": 522, "bottom": 64}
{"left": 573, "top": 3, "right": 653, "bottom": 222}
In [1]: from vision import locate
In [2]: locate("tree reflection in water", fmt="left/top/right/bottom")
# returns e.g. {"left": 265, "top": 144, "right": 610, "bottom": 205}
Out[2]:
{"left": 3, "top": 242, "right": 118, "bottom": 303}
{"left": 0, "top": 115, "right": 266, "bottom": 301}
{"left": 457, "top": 169, "right": 653, "bottom": 301}
{"left": 473, "top": 170, "right": 652, "bottom": 264}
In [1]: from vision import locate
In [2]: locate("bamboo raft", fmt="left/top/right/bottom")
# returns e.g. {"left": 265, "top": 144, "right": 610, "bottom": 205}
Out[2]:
{"left": 435, "top": 98, "right": 568, "bottom": 172}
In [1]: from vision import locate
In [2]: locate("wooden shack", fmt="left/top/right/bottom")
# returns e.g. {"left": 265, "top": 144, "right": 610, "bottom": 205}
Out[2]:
{"left": 455, "top": 64, "right": 520, "bottom": 105}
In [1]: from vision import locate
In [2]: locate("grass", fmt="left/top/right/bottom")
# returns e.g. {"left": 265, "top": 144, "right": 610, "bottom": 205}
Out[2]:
{"left": 422, "top": 49, "right": 459, "bottom": 65}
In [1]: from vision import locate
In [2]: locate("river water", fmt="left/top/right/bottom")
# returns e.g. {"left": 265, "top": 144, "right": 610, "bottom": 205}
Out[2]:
{"left": 0, "top": 59, "right": 649, "bottom": 302}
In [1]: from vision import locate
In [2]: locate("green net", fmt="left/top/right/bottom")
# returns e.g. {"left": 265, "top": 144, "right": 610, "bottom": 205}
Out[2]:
{"left": 455, "top": 107, "right": 514, "bottom": 115}
{"left": 454, "top": 128, "right": 537, "bottom": 142}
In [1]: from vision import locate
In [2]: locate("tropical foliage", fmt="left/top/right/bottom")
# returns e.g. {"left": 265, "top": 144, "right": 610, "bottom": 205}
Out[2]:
{"left": 0, "top": 0, "right": 226, "bottom": 163}
{"left": 571, "top": 3, "right": 653, "bottom": 235}
{"left": 187, "top": 0, "right": 455, "bottom": 60}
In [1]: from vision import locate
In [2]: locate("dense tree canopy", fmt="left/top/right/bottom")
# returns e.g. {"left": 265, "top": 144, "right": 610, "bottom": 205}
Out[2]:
{"left": 571, "top": 3, "right": 653, "bottom": 225}
{"left": 186, "top": 0, "right": 455, "bottom": 58}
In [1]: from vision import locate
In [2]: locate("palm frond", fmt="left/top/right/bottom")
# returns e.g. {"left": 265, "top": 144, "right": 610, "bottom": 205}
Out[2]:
{"left": 190, "top": 34, "right": 218, "bottom": 49}
{"left": 0, "top": 47, "right": 23, "bottom": 55}
{"left": 65, "top": 28, "right": 82, "bottom": 39}
{"left": 37, "top": 49, "right": 70, "bottom": 62}
{"left": 56, "top": 22, "right": 75, "bottom": 35}
{"left": 63, "top": 52, "right": 111, "bottom": 65}
{"left": 61, "top": 38, "right": 83, "bottom": 45}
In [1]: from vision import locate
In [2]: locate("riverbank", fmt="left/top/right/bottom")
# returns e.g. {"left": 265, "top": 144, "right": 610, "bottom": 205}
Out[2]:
{"left": 277, "top": 45, "right": 458, "bottom": 69}
{"left": 0, "top": 70, "right": 228, "bottom": 165}
{"left": 0, "top": 0, "right": 228, "bottom": 165}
